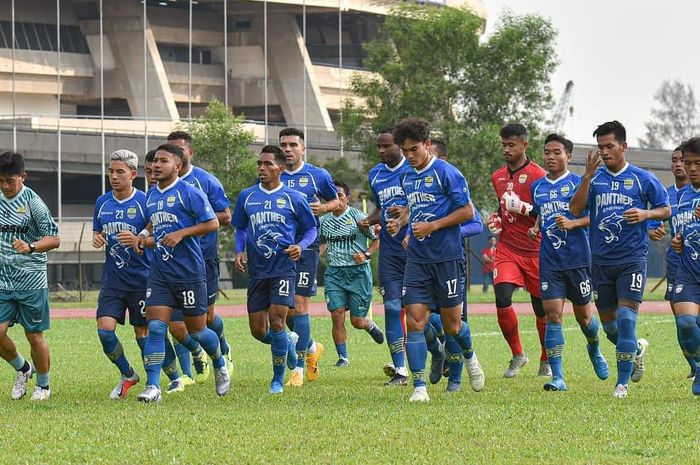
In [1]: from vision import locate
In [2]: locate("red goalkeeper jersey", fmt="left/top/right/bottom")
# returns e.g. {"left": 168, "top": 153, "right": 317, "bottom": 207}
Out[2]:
{"left": 491, "top": 159, "right": 546, "bottom": 257}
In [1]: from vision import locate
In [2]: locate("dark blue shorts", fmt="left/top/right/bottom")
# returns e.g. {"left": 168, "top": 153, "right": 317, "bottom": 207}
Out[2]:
{"left": 378, "top": 252, "right": 406, "bottom": 302}
{"left": 145, "top": 278, "right": 208, "bottom": 318}
{"left": 96, "top": 287, "right": 147, "bottom": 327}
{"left": 295, "top": 249, "right": 318, "bottom": 297}
{"left": 248, "top": 274, "right": 296, "bottom": 313}
{"left": 665, "top": 262, "right": 678, "bottom": 302}
{"left": 672, "top": 275, "right": 700, "bottom": 304}
{"left": 540, "top": 266, "right": 592, "bottom": 306}
{"left": 591, "top": 262, "right": 647, "bottom": 312}
{"left": 403, "top": 259, "right": 465, "bottom": 309}
{"left": 205, "top": 257, "right": 220, "bottom": 305}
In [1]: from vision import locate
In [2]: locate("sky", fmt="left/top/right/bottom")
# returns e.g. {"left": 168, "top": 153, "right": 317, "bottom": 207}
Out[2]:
{"left": 480, "top": 0, "right": 699, "bottom": 147}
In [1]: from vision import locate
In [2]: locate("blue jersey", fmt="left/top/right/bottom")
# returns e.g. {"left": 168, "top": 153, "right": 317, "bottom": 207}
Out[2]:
{"left": 676, "top": 186, "right": 700, "bottom": 282}
{"left": 369, "top": 157, "right": 412, "bottom": 256}
{"left": 232, "top": 183, "right": 317, "bottom": 280}
{"left": 93, "top": 189, "right": 151, "bottom": 290}
{"left": 586, "top": 163, "right": 669, "bottom": 265}
{"left": 181, "top": 165, "right": 230, "bottom": 260}
{"left": 532, "top": 171, "right": 591, "bottom": 270}
{"left": 146, "top": 178, "right": 216, "bottom": 283}
{"left": 281, "top": 161, "right": 338, "bottom": 248}
{"left": 402, "top": 156, "right": 470, "bottom": 264}
{"left": 662, "top": 184, "right": 689, "bottom": 272}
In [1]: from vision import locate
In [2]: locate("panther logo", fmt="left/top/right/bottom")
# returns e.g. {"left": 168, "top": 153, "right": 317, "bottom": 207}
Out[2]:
{"left": 684, "top": 229, "right": 700, "bottom": 260}
{"left": 256, "top": 230, "right": 284, "bottom": 259}
{"left": 155, "top": 233, "right": 174, "bottom": 261}
{"left": 545, "top": 222, "right": 567, "bottom": 250}
{"left": 109, "top": 244, "right": 131, "bottom": 269}
{"left": 598, "top": 213, "right": 625, "bottom": 244}
{"left": 411, "top": 211, "right": 437, "bottom": 241}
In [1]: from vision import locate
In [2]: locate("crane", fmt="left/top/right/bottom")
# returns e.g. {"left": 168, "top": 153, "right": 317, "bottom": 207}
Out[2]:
{"left": 549, "top": 80, "right": 574, "bottom": 135}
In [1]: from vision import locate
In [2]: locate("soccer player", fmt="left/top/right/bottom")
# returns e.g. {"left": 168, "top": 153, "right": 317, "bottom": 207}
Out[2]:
{"left": 232, "top": 145, "right": 318, "bottom": 394}
{"left": 167, "top": 131, "right": 233, "bottom": 373}
{"left": 134, "top": 143, "right": 229, "bottom": 402}
{"left": 669, "top": 137, "right": 700, "bottom": 395}
{"left": 0, "top": 151, "right": 60, "bottom": 401}
{"left": 528, "top": 134, "right": 609, "bottom": 392}
{"left": 361, "top": 127, "right": 411, "bottom": 386}
{"left": 648, "top": 145, "right": 694, "bottom": 378}
{"left": 319, "top": 179, "right": 384, "bottom": 367}
{"left": 482, "top": 237, "right": 497, "bottom": 294}
{"left": 144, "top": 149, "right": 157, "bottom": 187}
{"left": 570, "top": 120, "right": 670, "bottom": 398}
{"left": 391, "top": 118, "right": 484, "bottom": 402}
{"left": 488, "top": 123, "right": 549, "bottom": 378}
{"left": 279, "top": 127, "right": 339, "bottom": 386}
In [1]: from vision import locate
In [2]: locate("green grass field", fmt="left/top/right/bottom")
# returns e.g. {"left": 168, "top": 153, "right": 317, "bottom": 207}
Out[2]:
{"left": 1, "top": 312, "right": 696, "bottom": 464}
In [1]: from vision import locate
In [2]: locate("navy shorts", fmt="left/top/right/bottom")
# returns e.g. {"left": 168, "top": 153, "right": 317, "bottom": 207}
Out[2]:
{"left": 248, "top": 274, "right": 296, "bottom": 313}
{"left": 403, "top": 259, "right": 465, "bottom": 309}
{"left": 540, "top": 266, "right": 593, "bottom": 306}
{"left": 591, "top": 262, "right": 647, "bottom": 312}
{"left": 145, "top": 278, "right": 208, "bottom": 317}
{"left": 205, "top": 257, "right": 220, "bottom": 305}
{"left": 295, "top": 249, "right": 318, "bottom": 297}
{"left": 96, "top": 287, "right": 147, "bottom": 327}
{"left": 673, "top": 275, "right": 700, "bottom": 304}
{"left": 665, "top": 262, "right": 678, "bottom": 302}
{"left": 378, "top": 252, "right": 406, "bottom": 302}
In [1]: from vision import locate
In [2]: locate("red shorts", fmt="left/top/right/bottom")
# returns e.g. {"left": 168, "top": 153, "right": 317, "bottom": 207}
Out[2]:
{"left": 493, "top": 245, "right": 540, "bottom": 298}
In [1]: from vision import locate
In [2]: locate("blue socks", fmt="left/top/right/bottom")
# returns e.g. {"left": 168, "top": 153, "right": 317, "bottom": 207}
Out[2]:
{"left": 615, "top": 306, "right": 638, "bottom": 386}
{"left": 190, "top": 327, "right": 224, "bottom": 369}
{"left": 162, "top": 336, "right": 180, "bottom": 381}
{"left": 602, "top": 319, "right": 618, "bottom": 345}
{"left": 36, "top": 371, "right": 50, "bottom": 388}
{"left": 384, "top": 299, "right": 406, "bottom": 370}
{"left": 335, "top": 342, "right": 349, "bottom": 361}
{"left": 97, "top": 329, "right": 133, "bottom": 377}
{"left": 428, "top": 313, "right": 444, "bottom": 339}
{"left": 179, "top": 333, "right": 204, "bottom": 358}
{"left": 293, "top": 314, "right": 311, "bottom": 369}
{"left": 271, "top": 330, "right": 288, "bottom": 385}
{"left": 581, "top": 316, "right": 601, "bottom": 350}
{"left": 172, "top": 338, "right": 193, "bottom": 378}
{"left": 406, "top": 331, "right": 427, "bottom": 388}
{"left": 676, "top": 314, "right": 700, "bottom": 364}
{"left": 444, "top": 335, "right": 463, "bottom": 384}
{"left": 208, "top": 314, "right": 230, "bottom": 356}
{"left": 9, "top": 354, "right": 26, "bottom": 371}
{"left": 452, "top": 321, "right": 474, "bottom": 358}
{"left": 144, "top": 319, "right": 167, "bottom": 387}
{"left": 424, "top": 322, "right": 442, "bottom": 356}
{"left": 256, "top": 329, "right": 273, "bottom": 345}
{"left": 545, "top": 322, "right": 565, "bottom": 379}
{"left": 676, "top": 320, "right": 698, "bottom": 372}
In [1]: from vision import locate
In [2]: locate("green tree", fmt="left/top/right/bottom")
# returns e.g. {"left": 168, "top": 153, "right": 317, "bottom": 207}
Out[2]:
{"left": 340, "top": 6, "right": 557, "bottom": 210}
{"left": 639, "top": 80, "right": 699, "bottom": 149}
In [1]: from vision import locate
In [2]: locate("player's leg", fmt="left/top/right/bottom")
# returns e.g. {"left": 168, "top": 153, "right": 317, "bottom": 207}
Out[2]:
{"left": 348, "top": 266, "right": 383, "bottom": 345}
{"left": 495, "top": 281, "right": 527, "bottom": 377}
{"left": 138, "top": 302, "right": 172, "bottom": 402}
{"left": 288, "top": 249, "right": 319, "bottom": 382}
{"left": 615, "top": 262, "right": 648, "bottom": 390}
{"left": 204, "top": 257, "right": 232, "bottom": 370}
{"left": 15, "top": 289, "right": 51, "bottom": 401}
{"left": 331, "top": 308, "right": 349, "bottom": 366}
{"left": 425, "top": 309, "right": 446, "bottom": 385}
{"left": 403, "top": 263, "right": 432, "bottom": 401}
{"left": 269, "top": 301, "right": 294, "bottom": 394}
{"left": 540, "top": 268, "right": 567, "bottom": 390}
{"left": 0, "top": 320, "right": 34, "bottom": 400}
{"left": 379, "top": 254, "right": 408, "bottom": 385}
{"left": 520, "top": 255, "right": 549, "bottom": 376}
{"left": 325, "top": 267, "right": 350, "bottom": 367}
{"left": 670, "top": 281, "right": 700, "bottom": 395}
{"left": 98, "top": 316, "right": 140, "bottom": 398}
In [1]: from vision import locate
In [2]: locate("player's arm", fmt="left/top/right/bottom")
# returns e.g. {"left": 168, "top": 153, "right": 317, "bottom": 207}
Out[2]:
{"left": 216, "top": 207, "right": 232, "bottom": 226}
{"left": 352, "top": 238, "right": 379, "bottom": 265}
{"left": 92, "top": 230, "right": 106, "bottom": 248}
{"left": 160, "top": 218, "right": 219, "bottom": 248}
{"left": 570, "top": 149, "right": 601, "bottom": 217}
{"left": 555, "top": 214, "right": 590, "bottom": 231}
{"left": 387, "top": 205, "right": 410, "bottom": 236}
{"left": 413, "top": 203, "right": 473, "bottom": 240}
{"left": 12, "top": 235, "right": 60, "bottom": 254}
{"left": 14, "top": 196, "right": 61, "bottom": 253}
{"left": 310, "top": 169, "right": 341, "bottom": 215}
{"left": 527, "top": 215, "right": 541, "bottom": 241}
{"left": 624, "top": 176, "right": 672, "bottom": 224}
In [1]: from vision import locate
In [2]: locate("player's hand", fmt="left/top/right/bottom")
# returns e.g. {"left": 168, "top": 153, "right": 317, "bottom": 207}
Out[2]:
{"left": 555, "top": 215, "right": 575, "bottom": 231}
{"left": 648, "top": 224, "right": 666, "bottom": 241}
{"left": 284, "top": 244, "right": 303, "bottom": 261}
{"left": 412, "top": 221, "right": 436, "bottom": 240}
{"left": 623, "top": 208, "right": 648, "bottom": 224}
{"left": 386, "top": 218, "right": 401, "bottom": 237}
{"left": 402, "top": 234, "right": 409, "bottom": 250}
{"left": 359, "top": 218, "right": 370, "bottom": 234}
{"left": 502, "top": 191, "right": 533, "bottom": 216}
{"left": 584, "top": 149, "right": 602, "bottom": 179}
{"left": 160, "top": 230, "right": 184, "bottom": 248}
{"left": 487, "top": 212, "right": 502, "bottom": 234}
{"left": 235, "top": 252, "right": 247, "bottom": 273}
{"left": 92, "top": 232, "right": 107, "bottom": 248}
{"left": 309, "top": 201, "right": 324, "bottom": 216}
{"left": 352, "top": 252, "right": 366, "bottom": 265}
{"left": 116, "top": 230, "right": 139, "bottom": 248}
{"left": 527, "top": 226, "right": 539, "bottom": 241}
{"left": 387, "top": 205, "right": 406, "bottom": 219}
{"left": 671, "top": 233, "right": 683, "bottom": 253}
{"left": 12, "top": 237, "right": 30, "bottom": 254}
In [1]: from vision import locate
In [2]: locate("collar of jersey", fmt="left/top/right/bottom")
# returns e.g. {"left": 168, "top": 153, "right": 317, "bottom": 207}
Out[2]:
{"left": 156, "top": 177, "right": 180, "bottom": 193}
{"left": 285, "top": 161, "right": 305, "bottom": 175}
{"left": 414, "top": 155, "right": 437, "bottom": 174}
{"left": 180, "top": 164, "right": 195, "bottom": 180}
{"left": 545, "top": 170, "right": 570, "bottom": 185}
{"left": 604, "top": 162, "right": 629, "bottom": 177}
{"left": 111, "top": 187, "right": 137, "bottom": 204}
{"left": 507, "top": 158, "right": 531, "bottom": 177}
{"left": 0, "top": 185, "right": 25, "bottom": 202}
{"left": 385, "top": 157, "right": 406, "bottom": 172}
{"left": 258, "top": 183, "right": 284, "bottom": 194}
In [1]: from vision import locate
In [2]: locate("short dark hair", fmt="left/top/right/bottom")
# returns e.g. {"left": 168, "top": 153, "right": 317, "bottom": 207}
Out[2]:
{"left": 260, "top": 145, "right": 285, "bottom": 166}
{"left": 593, "top": 120, "right": 626, "bottom": 144}
{"left": 156, "top": 143, "right": 184, "bottom": 160}
{"left": 167, "top": 130, "right": 193, "bottom": 147}
{"left": 145, "top": 149, "right": 157, "bottom": 163}
{"left": 544, "top": 133, "right": 574, "bottom": 154}
{"left": 674, "top": 144, "right": 684, "bottom": 153}
{"left": 393, "top": 118, "right": 430, "bottom": 145}
{"left": 500, "top": 123, "right": 528, "bottom": 140}
{"left": 377, "top": 127, "right": 394, "bottom": 136}
{"left": 681, "top": 137, "right": 700, "bottom": 157}
{"left": 333, "top": 179, "right": 350, "bottom": 197}
{"left": 0, "top": 151, "right": 25, "bottom": 176}
{"left": 279, "top": 127, "right": 305, "bottom": 142}
{"left": 432, "top": 139, "right": 447, "bottom": 157}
